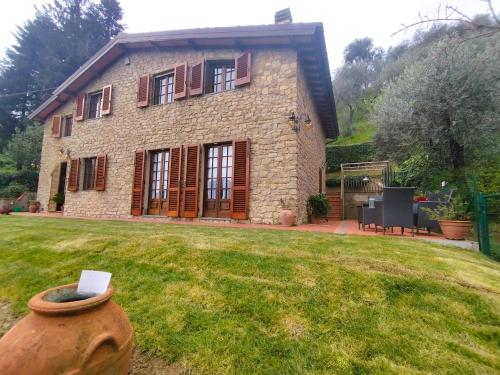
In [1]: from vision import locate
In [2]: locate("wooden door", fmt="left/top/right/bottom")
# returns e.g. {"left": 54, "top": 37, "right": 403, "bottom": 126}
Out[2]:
{"left": 203, "top": 144, "right": 232, "bottom": 218}
{"left": 147, "top": 150, "right": 170, "bottom": 215}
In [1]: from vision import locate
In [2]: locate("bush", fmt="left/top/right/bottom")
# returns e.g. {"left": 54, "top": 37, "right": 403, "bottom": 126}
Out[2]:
{"left": 0, "top": 182, "right": 29, "bottom": 198}
{"left": 307, "top": 193, "right": 331, "bottom": 218}
{"left": 326, "top": 143, "right": 374, "bottom": 172}
{"left": 326, "top": 177, "right": 341, "bottom": 188}
{"left": 0, "top": 169, "right": 38, "bottom": 192}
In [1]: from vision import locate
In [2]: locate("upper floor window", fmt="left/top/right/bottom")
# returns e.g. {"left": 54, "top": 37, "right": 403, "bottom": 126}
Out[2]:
{"left": 153, "top": 73, "right": 174, "bottom": 105}
{"left": 206, "top": 61, "right": 235, "bottom": 94}
{"left": 83, "top": 157, "right": 97, "bottom": 190}
{"left": 63, "top": 116, "right": 72, "bottom": 137}
{"left": 88, "top": 92, "right": 102, "bottom": 119}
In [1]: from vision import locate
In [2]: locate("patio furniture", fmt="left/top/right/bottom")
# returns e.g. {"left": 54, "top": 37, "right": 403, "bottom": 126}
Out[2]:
{"left": 413, "top": 201, "right": 441, "bottom": 234}
{"left": 374, "top": 187, "right": 415, "bottom": 235}
{"left": 357, "top": 196, "right": 382, "bottom": 230}
{"left": 426, "top": 189, "right": 454, "bottom": 203}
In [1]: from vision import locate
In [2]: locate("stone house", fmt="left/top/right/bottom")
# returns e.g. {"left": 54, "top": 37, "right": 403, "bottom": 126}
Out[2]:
{"left": 30, "top": 19, "right": 338, "bottom": 224}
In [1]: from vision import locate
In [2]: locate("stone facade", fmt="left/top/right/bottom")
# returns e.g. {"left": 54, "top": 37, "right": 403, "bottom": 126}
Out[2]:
{"left": 37, "top": 47, "right": 326, "bottom": 224}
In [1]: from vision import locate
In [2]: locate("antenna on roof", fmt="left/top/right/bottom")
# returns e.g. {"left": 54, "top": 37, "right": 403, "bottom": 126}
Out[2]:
{"left": 275, "top": 8, "right": 293, "bottom": 24}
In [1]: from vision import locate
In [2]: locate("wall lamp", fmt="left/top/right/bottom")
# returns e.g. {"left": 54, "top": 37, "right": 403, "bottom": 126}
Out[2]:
{"left": 288, "top": 111, "right": 312, "bottom": 133}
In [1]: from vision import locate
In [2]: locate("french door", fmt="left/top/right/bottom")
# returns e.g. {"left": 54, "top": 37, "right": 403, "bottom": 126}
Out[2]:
{"left": 147, "top": 150, "right": 170, "bottom": 215}
{"left": 203, "top": 144, "right": 232, "bottom": 218}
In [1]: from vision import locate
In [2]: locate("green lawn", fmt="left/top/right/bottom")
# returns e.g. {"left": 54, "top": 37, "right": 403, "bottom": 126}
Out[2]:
{"left": 0, "top": 216, "right": 499, "bottom": 374}
{"left": 330, "top": 120, "right": 376, "bottom": 146}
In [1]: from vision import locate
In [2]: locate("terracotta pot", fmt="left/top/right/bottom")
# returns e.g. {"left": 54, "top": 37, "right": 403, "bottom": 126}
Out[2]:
{"left": 280, "top": 209, "right": 295, "bottom": 226}
{"left": 438, "top": 220, "right": 472, "bottom": 240}
{"left": 29, "top": 201, "right": 40, "bottom": 213}
{"left": 0, "top": 283, "right": 133, "bottom": 375}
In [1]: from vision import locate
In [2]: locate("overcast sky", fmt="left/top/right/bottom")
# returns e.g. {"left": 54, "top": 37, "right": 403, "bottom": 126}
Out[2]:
{"left": 0, "top": 0, "right": 494, "bottom": 71}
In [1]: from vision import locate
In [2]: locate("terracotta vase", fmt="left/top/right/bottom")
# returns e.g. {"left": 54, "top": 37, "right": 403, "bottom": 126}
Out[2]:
{"left": 28, "top": 201, "right": 40, "bottom": 213}
{"left": 280, "top": 209, "right": 295, "bottom": 226}
{"left": 438, "top": 220, "right": 472, "bottom": 240}
{"left": 0, "top": 283, "right": 133, "bottom": 375}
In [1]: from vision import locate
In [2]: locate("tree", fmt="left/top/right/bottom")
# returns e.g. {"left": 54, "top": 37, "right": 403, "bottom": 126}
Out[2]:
{"left": 6, "top": 124, "right": 43, "bottom": 171}
{"left": 343, "top": 37, "right": 383, "bottom": 63}
{"left": 371, "top": 35, "right": 500, "bottom": 171}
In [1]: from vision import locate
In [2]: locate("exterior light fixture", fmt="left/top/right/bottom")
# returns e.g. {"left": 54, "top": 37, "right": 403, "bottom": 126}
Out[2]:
{"left": 362, "top": 176, "right": 370, "bottom": 182}
{"left": 288, "top": 111, "right": 312, "bottom": 133}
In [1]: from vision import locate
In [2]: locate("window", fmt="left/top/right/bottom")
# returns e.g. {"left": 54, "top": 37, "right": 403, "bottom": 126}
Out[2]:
{"left": 63, "top": 116, "right": 72, "bottom": 137}
{"left": 88, "top": 92, "right": 102, "bottom": 119}
{"left": 206, "top": 61, "right": 235, "bottom": 94}
{"left": 83, "top": 157, "right": 97, "bottom": 190}
{"left": 153, "top": 73, "right": 174, "bottom": 105}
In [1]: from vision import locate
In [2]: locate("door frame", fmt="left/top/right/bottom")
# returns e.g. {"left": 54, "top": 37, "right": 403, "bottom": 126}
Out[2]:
{"left": 146, "top": 149, "right": 170, "bottom": 215}
{"left": 202, "top": 142, "right": 232, "bottom": 218}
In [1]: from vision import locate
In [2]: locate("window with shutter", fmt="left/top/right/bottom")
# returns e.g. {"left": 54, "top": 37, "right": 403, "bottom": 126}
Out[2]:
{"left": 95, "top": 155, "right": 107, "bottom": 191}
{"left": 182, "top": 145, "right": 200, "bottom": 218}
{"left": 167, "top": 146, "right": 182, "bottom": 216}
{"left": 137, "top": 75, "right": 150, "bottom": 108}
{"left": 173, "top": 63, "right": 187, "bottom": 100}
{"left": 189, "top": 62, "right": 204, "bottom": 96}
{"left": 51, "top": 115, "right": 62, "bottom": 138}
{"left": 101, "top": 85, "right": 112, "bottom": 115}
{"left": 230, "top": 139, "right": 250, "bottom": 220}
{"left": 75, "top": 93, "right": 86, "bottom": 121}
{"left": 68, "top": 158, "right": 80, "bottom": 192}
{"left": 235, "top": 52, "right": 252, "bottom": 87}
{"left": 131, "top": 150, "right": 146, "bottom": 216}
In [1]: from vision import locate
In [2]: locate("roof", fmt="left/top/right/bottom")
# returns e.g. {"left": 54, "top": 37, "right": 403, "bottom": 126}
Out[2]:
{"left": 29, "top": 22, "right": 338, "bottom": 138}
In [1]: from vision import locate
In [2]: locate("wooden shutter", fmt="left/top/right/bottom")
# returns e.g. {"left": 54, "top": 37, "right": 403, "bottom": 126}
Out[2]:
{"left": 189, "top": 61, "right": 204, "bottom": 96}
{"left": 174, "top": 63, "right": 187, "bottom": 100}
{"left": 75, "top": 93, "right": 86, "bottom": 121}
{"left": 230, "top": 139, "right": 250, "bottom": 220}
{"left": 235, "top": 52, "right": 252, "bottom": 87}
{"left": 137, "top": 75, "right": 150, "bottom": 108}
{"left": 51, "top": 115, "right": 62, "bottom": 138}
{"left": 182, "top": 145, "right": 200, "bottom": 218}
{"left": 167, "top": 146, "right": 182, "bottom": 217}
{"left": 131, "top": 150, "right": 145, "bottom": 216}
{"left": 68, "top": 158, "right": 80, "bottom": 192}
{"left": 101, "top": 85, "right": 112, "bottom": 115}
{"left": 95, "top": 155, "right": 107, "bottom": 191}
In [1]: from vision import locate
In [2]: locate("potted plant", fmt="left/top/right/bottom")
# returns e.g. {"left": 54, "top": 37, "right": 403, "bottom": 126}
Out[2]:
{"left": 50, "top": 192, "right": 65, "bottom": 212}
{"left": 279, "top": 198, "right": 295, "bottom": 226}
{"left": 421, "top": 197, "right": 472, "bottom": 240}
{"left": 29, "top": 200, "right": 40, "bottom": 213}
{"left": 307, "top": 193, "right": 331, "bottom": 224}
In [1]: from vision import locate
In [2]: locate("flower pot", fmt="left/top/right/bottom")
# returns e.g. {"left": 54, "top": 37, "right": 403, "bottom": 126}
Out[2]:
{"left": 310, "top": 216, "right": 325, "bottom": 224}
{"left": 438, "top": 220, "right": 472, "bottom": 240}
{"left": 29, "top": 200, "right": 40, "bottom": 213}
{"left": 280, "top": 209, "right": 295, "bottom": 226}
{"left": 0, "top": 283, "right": 133, "bottom": 375}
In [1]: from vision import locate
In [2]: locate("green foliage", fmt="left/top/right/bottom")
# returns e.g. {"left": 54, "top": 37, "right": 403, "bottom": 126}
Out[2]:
{"left": 333, "top": 119, "right": 376, "bottom": 146}
{"left": 0, "top": 154, "right": 16, "bottom": 173}
{"left": 50, "top": 192, "right": 65, "bottom": 205}
{"left": 476, "top": 157, "right": 500, "bottom": 195}
{"left": 326, "top": 177, "right": 341, "bottom": 188}
{"left": 421, "top": 196, "right": 472, "bottom": 221}
{"left": 0, "top": 182, "right": 29, "bottom": 198}
{"left": 5, "top": 125, "right": 43, "bottom": 170}
{"left": 307, "top": 193, "right": 331, "bottom": 218}
{"left": 326, "top": 143, "right": 374, "bottom": 172}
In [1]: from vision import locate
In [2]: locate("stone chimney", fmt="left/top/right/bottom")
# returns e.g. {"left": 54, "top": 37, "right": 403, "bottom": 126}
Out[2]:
{"left": 275, "top": 8, "right": 293, "bottom": 24}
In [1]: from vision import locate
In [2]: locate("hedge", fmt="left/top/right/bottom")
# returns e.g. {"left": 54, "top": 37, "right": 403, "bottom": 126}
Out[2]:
{"left": 326, "top": 142, "right": 375, "bottom": 172}
{"left": 0, "top": 169, "right": 38, "bottom": 192}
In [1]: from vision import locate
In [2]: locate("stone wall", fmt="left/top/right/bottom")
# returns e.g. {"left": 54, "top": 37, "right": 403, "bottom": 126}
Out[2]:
{"left": 38, "top": 47, "right": 313, "bottom": 223}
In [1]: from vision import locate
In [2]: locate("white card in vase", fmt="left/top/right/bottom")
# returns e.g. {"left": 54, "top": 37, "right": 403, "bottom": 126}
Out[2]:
{"left": 77, "top": 270, "right": 112, "bottom": 295}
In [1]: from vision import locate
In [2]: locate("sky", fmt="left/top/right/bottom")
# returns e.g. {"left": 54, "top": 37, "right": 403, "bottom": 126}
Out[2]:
{"left": 0, "top": 0, "right": 495, "bottom": 71}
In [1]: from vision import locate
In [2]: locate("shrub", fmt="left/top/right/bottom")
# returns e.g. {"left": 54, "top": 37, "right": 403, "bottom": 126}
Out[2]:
{"left": 326, "top": 177, "right": 341, "bottom": 188}
{"left": 326, "top": 143, "right": 374, "bottom": 172}
{"left": 307, "top": 193, "right": 331, "bottom": 218}
{"left": 0, "top": 182, "right": 29, "bottom": 198}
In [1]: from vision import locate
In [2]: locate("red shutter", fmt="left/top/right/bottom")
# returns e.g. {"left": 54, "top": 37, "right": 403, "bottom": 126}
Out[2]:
{"left": 68, "top": 158, "right": 80, "bottom": 192}
{"left": 51, "top": 115, "right": 62, "bottom": 138}
{"left": 167, "top": 146, "right": 182, "bottom": 217}
{"left": 235, "top": 52, "right": 252, "bottom": 87}
{"left": 182, "top": 145, "right": 200, "bottom": 218}
{"left": 75, "top": 93, "right": 86, "bottom": 121}
{"left": 95, "top": 155, "right": 107, "bottom": 191}
{"left": 131, "top": 150, "right": 145, "bottom": 216}
{"left": 137, "top": 75, "right": 150, "bottom": 108}
{"left": 101, "top": 85, "right": 112, "bottom": 115}
{"left": 174, "top": 63, "right": 187, "bottom": 100}
{"left": 189, "top": 61, "right": 204, "bottom": 96}
{"left": 231, "top": 139, "right": 250, "bottom": 220}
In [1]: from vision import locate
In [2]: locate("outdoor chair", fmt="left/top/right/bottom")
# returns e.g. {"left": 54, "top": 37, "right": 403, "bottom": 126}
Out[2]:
{"left": 413, "top": 201, "right": 441, "bottom": 234}
{"left": 357, "top": 196, "right": 382, "bottom": 230}
{"left": 374, "top": 187, "right": 415, "bottom": 235}
{"left": 426, "top": 189, "right": 454, "bottom": 203}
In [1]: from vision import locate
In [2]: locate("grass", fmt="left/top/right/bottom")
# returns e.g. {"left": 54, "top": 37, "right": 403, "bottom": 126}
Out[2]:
{"left": 331, "top": 120, "right": 376, "bottom": 146}
{"left": 0, "top": 216, "right": 499, "bottom": 374}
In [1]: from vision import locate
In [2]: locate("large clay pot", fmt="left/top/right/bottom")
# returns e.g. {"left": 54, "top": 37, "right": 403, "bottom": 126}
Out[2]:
{"left": 280, "top": 209, "right": 295, "bottom": 226}
{"left": 438, "top": 220, "right": 472, "bottom": 240}
{"left": 29, "top": 200, "right": 40, "bottom": 213}
{"left": 0, "top": 283, "right": 133, "bottom": 375}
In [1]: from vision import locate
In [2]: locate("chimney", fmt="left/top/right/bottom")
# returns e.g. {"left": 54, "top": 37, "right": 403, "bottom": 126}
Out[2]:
{"left": 275, "top": 8, "right": 293, "bottom": 24}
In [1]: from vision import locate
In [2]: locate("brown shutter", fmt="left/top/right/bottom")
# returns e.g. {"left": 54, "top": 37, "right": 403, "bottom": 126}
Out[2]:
{"left": 95, "top": 155, "right": 107, "bottom": 191}
{"left": 189, "top": 61, "right": 204, "bottom": 96}
{"left": 51, "top": 115, "right": 62, "bottom": 138}
{"left": 167, "top": 146, "right": 182, "bottom": 217}
{"left": 182, "top": 145, "right": 200, "bottom": 218}
{"left": 137, "top": 75, "right": 150, "bottom": 108}
{"left": 174, "top": 63, "right": 187, "bottom": 100}
{"left": 235, "top": 52, "right": 252, "bottom": 87}
{"left": 68, "top": 158, "right": 80, "bottom": 192}
{"left": 75, "top": 93, "right": 86, "bottom": 121}
{"left": 231, "top": 139, "right": 250, "bottom": 220}
{"left": 101, "top": 85, "right": 112, "bottom": 115}
{"left": 131, "top": 150, "right": 145, "bottom": 216}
